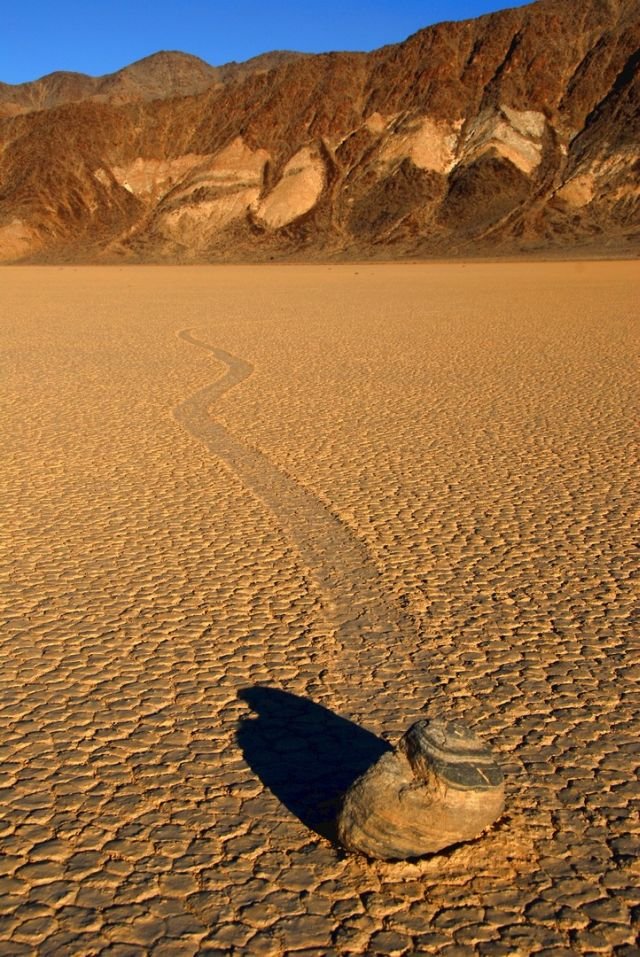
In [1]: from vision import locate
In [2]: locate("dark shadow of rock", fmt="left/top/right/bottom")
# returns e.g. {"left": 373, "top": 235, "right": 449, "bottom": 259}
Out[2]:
{"left": 237, "top": 686, "right": 390, "bottom": 841}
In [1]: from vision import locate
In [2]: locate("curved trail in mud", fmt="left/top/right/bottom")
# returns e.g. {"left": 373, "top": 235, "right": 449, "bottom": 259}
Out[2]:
{"left": 173, "top": 329, "right": 421, "bottom": 725}
{"left": 173, "top": 330, "right": 543, "bottom": 869}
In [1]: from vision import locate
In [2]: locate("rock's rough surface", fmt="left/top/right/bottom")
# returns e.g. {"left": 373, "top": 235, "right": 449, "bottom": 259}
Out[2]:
{"left": 338, "top": 719, "right": 505, "bottom": 860}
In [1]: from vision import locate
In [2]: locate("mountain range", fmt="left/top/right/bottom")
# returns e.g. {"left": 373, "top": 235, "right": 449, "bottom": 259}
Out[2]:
{"left": 0, "top": 0, "right": 638, "bottom": 262}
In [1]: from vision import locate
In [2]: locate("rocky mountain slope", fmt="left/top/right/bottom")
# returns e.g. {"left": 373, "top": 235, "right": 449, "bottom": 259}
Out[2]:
{"left": 0, "top": 0, "right": 638, "bottom": 262}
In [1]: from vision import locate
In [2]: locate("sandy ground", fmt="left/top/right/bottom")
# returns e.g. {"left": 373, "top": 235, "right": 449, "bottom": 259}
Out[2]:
{"left": 1, "top": 262, "right": 638, "bottom": 955}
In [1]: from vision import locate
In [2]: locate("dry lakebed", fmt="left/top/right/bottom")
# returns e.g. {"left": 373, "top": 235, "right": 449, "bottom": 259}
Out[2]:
{"left": 1, "top": 262, "right": 638, "bottom": 954}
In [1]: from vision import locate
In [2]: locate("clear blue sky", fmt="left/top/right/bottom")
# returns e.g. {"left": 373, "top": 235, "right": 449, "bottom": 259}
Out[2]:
{"left": 3, "top": 0, "right": 532, "bottom": 84}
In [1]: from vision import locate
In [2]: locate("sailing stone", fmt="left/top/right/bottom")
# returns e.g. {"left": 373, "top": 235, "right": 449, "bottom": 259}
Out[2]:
{"left": 338, "top": 718, "right": 505, "bottom": 860}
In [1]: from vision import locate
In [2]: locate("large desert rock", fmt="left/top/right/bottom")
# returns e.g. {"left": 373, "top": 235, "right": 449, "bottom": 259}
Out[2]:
{"left": 338, "top": 719, "right": 504, "bottom": 860}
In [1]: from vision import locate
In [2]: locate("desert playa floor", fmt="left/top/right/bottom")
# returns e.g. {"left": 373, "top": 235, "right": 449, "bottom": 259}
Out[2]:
{"left": 1, "top": 262, "right": 638, "bottom": 955}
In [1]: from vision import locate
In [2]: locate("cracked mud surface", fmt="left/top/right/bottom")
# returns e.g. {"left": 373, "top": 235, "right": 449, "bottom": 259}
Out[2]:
{"left": 1, "top": 262, "right": 638, "bottom": 954}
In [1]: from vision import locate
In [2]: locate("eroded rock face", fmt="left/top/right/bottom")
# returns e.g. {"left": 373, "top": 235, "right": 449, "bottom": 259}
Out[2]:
{"left": 0, "top": 219, "right": 40, "bottom": 261}
{"left": 461, "top": 106, "right": 546, "bottom": 175}
{"left": 254, "top": 147, "right": 325, "bottom": 228}
{"left": 110, "top": 154, "right": 212, "bottom": 197}
{"left": 338, "top": 719, "right": 504, "bottom": 860}
{"left": 153, "top": 138, "right": 270, "bottom": 248}
{"left": 378, "top": 115, "right": 462, "bottom": 174}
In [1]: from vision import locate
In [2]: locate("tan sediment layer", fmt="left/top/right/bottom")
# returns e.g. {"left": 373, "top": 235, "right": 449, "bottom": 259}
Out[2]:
{"left": 1, "top": 262, "right": 638, "bottom": 954}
